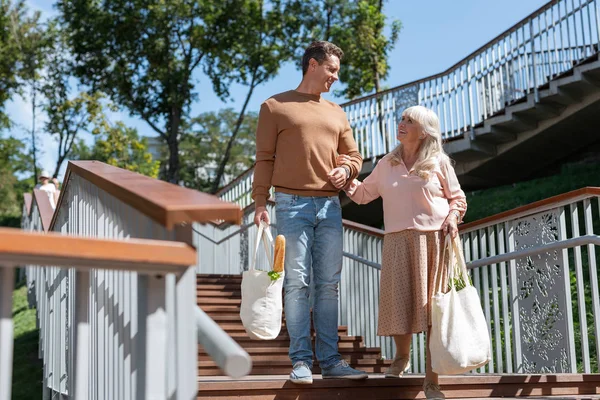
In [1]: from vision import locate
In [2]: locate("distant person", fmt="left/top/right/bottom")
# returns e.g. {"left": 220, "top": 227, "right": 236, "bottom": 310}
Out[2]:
{"left": 251, "top": 41, "right": 365, "bottom": 384}
{"left": 35, "top": 170, "right": 59, "bottom": 210}
{"left": 337, "top": 105, "right": 467, "bottom": 400}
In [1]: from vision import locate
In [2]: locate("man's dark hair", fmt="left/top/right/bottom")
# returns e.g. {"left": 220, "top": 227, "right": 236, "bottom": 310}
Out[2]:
{"left": 301, "top": 41, "right": 344, "bottom": 75}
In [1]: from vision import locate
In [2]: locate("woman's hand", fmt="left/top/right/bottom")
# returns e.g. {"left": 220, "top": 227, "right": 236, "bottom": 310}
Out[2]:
{"left": 328, "top": 167, "right": 347, "bottom": 189}
{"left": 442, "top": 212, "right": 459, "bottom": 238}
{"left": 336, "top": 154, "right": 351, "bottom": 166}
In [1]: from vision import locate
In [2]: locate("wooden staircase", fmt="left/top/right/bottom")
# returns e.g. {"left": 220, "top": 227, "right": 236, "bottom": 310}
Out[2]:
{"left": 196, "top": 274, "right": 600, "bottom": 399}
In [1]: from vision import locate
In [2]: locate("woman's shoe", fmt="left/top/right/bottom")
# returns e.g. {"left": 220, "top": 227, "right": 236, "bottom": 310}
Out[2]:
{"left": 423, "top": 380, "right": 445, "bottom": 399}
{"left": 384, "top": 356, "right": 410, "bottom": 378}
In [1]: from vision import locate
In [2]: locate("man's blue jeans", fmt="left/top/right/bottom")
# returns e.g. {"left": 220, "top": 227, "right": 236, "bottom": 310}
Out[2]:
{"left": 275, "top": 192, "right": 342, "bottom": 370}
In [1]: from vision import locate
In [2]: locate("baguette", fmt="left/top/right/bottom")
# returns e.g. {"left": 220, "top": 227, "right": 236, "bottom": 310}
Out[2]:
{"left": 273, "top": 235, "right": 285, "bottom": 273}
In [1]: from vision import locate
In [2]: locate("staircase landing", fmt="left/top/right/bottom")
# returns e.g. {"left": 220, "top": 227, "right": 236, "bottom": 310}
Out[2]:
{"left": 197, "top": 374, "right": 600, "bottom": 399}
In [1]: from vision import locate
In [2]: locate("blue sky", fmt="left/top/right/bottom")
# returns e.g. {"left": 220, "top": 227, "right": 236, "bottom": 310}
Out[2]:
{"left": 8, "top": 0, "right": 549, "bottom": 178}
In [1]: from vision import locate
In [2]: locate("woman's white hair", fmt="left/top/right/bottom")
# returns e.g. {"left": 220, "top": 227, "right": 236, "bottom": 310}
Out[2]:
{"left": 389, "top": 105, "right": 450, "bottom": 179}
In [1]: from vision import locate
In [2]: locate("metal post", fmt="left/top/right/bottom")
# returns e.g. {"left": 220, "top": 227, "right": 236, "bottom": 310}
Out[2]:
{"left": 174, "top": 225, "right": 199, "bottom": 399}
{"left": 0, "top": 267, "right": 15, "bottom": 400}
{"left": 530, "top": 18, "right": 540, "bottom": 102}
{"left": 72, "top": 270, "right": 90, "bottom": 399}
{"left": 136, "top": 275, "right": 167, "bottom": 400}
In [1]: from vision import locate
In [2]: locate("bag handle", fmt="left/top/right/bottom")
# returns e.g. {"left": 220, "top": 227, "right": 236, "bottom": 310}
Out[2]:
{"left": 439, "top": 235, "right": 471, "bottom": 292}
{"left": 250, "top": 221, "right": 274, "bottom": 271}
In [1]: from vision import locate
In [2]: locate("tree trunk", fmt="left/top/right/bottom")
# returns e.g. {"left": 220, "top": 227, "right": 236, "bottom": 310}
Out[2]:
{"left": 375, "top": 0, "right": 386, "bottom": 152}
{"left": 31, "top": 81, "right": 38, "bottom": 181}
{"left": 210, "top": 77, "right": 257, "bottom": 194}
{"left": 53, "top": 154, "right": 66, "bottom": 179}
{"left": 166, "top": 106, "right": 182, "bottom": 184}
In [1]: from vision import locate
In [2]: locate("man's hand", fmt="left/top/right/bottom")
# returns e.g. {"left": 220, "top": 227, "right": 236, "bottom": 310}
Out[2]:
{"left": 328, "top": 167, "right": 347, "bottom": 189}
{"left": 254, "top": 206, "right": 270, "bottom": 226}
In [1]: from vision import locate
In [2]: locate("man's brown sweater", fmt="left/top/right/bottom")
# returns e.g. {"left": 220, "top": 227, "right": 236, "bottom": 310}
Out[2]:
{"left": 251, "top": 90, "right": 363, "bottom": 208}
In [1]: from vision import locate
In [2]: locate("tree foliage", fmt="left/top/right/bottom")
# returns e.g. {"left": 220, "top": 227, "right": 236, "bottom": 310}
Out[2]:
{"left": 57, "top": 0, "right": 401, "bottom": 187}
{"left": 305, "top": 0, "right": 402, "bottom": 99}
{"left": 0, "top": 0, "right": 45, "bottom": 128}
{"left": 180, "top": 108, "right": 256, "bottom": 192}
{"left": 72, "top": 122, "right": 160, "bottom": 178}
{"left": 0, "top": 134, "right": 33, "bottom": 226}
{"left": 57, "top": 0, "right": 250, "bottom": 183}
{"left": 40, "top": 23, "right": 112, "bottom": 178}
{"left": 208, "top": 0, "right": 307, "bottom": 192}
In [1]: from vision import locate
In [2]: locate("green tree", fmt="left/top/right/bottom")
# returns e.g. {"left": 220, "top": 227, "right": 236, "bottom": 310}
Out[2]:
{"left": 305, "top": 0, "right": 402, "bottom": 99}
{"left": 0, "top": 0, "right": 44, "bottom": 129}
{"left": 207, "top": 0, "right": 307, "bottom": 193}
{"left": 71, "top": 122, "right": 160, "bottom": 178}
{"left": 57, "top": 0, "right": 249, "bottom": 183}
{"left": 180, "top": 109, "right": 256, "bottom": 192}
{"left": 40, "top": 24, "right": 108, "bottom": 178}
{"left": 0, "top": 134, "right": 33, "bottom": 227}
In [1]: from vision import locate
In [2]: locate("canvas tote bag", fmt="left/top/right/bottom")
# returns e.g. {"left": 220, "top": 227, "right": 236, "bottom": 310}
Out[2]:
{"left": 240, "top": 221, "right": 284, "bottom": 340}
{"left": 429, "top": 235, "right": 491, "bottom": 374}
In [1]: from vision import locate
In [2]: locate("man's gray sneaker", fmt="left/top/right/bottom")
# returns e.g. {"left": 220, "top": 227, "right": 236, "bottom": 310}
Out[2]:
{"left": 321, "top": 359, "right": 368, "bottom": 380}
{"left": 290, "top": 361, "right": 313, "bottom": 384}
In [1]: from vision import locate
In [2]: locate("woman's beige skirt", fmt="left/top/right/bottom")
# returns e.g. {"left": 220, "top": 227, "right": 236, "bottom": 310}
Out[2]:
{"left": 377, "top": 229, "right": 449, "bottom": 336}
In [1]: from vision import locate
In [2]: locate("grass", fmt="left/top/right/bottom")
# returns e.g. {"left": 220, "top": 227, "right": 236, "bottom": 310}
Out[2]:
{"left": 464, "top": 160, "right": 600, "bottom": 223}
{"left": 11, "top": 279, "right": 43, "bottom": 400}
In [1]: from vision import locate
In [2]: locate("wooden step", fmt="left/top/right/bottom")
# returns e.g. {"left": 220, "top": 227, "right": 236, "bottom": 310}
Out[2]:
{"left": 197, "top": 290, "right": 241, "bottom": 298}
{"left": 199, "top": 305, "right": 240, "bottom": 313}
{"left": 196, "top": 374, "right": 600, "bottom": 399}
{"left": 196, "top": 298, "right": 241, "bottom": 305}
{"left": 225, "top": 330, "right": 355, "bottom": 340}
{"left": 231, "top": 338, "right": 366, "bottom": 349}
{"left": 198, "top": 352, "right": 383, "bottom": 362}
{"left": 198, "top": 359, "right": 391, "bottom": 376}
{"left": 197, "top": 275, "right": 242, "bottom": 283}
{"left": 196, "top": 284, "right": 243, "bottom": 291}
{"left": 199, "top": 346, "right": 381, "bottom": 356}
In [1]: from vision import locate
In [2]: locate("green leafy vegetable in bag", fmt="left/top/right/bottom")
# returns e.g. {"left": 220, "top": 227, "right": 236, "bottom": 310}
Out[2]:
{"left": 450, "top": 261, "right": 472, "bottom": 291}
{"left": 267, "top": 271, "right": 281, "bottom": 281}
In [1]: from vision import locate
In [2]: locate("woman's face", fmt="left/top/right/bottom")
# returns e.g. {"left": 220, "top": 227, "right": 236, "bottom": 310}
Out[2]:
{"left": 397, "top": 114, "right": 423, "bottom": 144}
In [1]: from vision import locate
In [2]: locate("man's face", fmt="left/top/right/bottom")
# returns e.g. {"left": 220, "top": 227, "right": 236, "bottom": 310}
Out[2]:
{"left": 308, "top": 55, "right": 340, "bottom": 93}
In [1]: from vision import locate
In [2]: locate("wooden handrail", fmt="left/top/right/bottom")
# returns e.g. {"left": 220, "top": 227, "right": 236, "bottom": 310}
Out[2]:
{"left": 343, "top": 218, "right": 384, "bottom": 238}
{"left": 459, "top": 187, "right": 600, "bottom": 233}
{"left": 0, "top": 227, "right": 196, "bottom": 275}
{"left": 23, "top": 193, "right": 32, "bottom": 216}
{"left": 50, "top": 161, "right": 242, "bottom": 231}
{"left": 33, "top": 189, "right": 55, "bottom": 233}
{"left": 220, "top": 186, "right": 600, "bottom": 238}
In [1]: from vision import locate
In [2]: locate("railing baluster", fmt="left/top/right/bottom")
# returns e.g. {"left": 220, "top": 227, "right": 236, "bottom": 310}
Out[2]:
{"left": 570, "top": 202, "right": 591, "bottom": 372}
{"left": 507, "top": 221, "right": 523, "bottom": 371}
{"left": 0, "top": 267, "right": 15, "bottom": 400}
{"left": 558, "top": 206, "right": 577, "bottom": 373}
{"left": 583, "top": 198, "right": 600, "bottom": 373}
{"left": 73, "top": 270, "right": 90, "bottom": 400}
{"left": 498, "top": 223, "right": 513, "bottom": 373}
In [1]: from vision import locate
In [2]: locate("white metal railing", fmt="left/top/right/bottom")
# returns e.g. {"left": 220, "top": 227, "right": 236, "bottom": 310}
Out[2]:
{"left": 218, "top": 0, "right": 600, "bottom": 209}
{"left": 345, "top": 0, "right": 600, "bottom": 156}
{"left": 193, "top": 203, "right": 278, "bottom": 275}
{"left": 25, "top": 176, "right": 199, "bottom": 399}
{"left": 0, "top": 227, "right": 196, "bottom": 400}
{"left": 196, "top": 188, "right": 600, "bottom": 375}
{"left": 459, "top": 189, "right": 600, "bottom": 375}
{"left": 217, "top": 168, "right": 255, "bottom": 210}
{"left": 23, "top": 161, "right": 249, "bottom": 399}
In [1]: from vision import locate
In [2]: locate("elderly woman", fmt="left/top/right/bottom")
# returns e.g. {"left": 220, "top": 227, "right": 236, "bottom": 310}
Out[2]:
{"left": 336, "top": 106, "right": 466, "bottom": 400}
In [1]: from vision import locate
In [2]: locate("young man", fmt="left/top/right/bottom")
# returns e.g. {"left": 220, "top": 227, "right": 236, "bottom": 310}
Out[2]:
{"left": 251, "top": 41, "right": 365, "bottom": 384}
